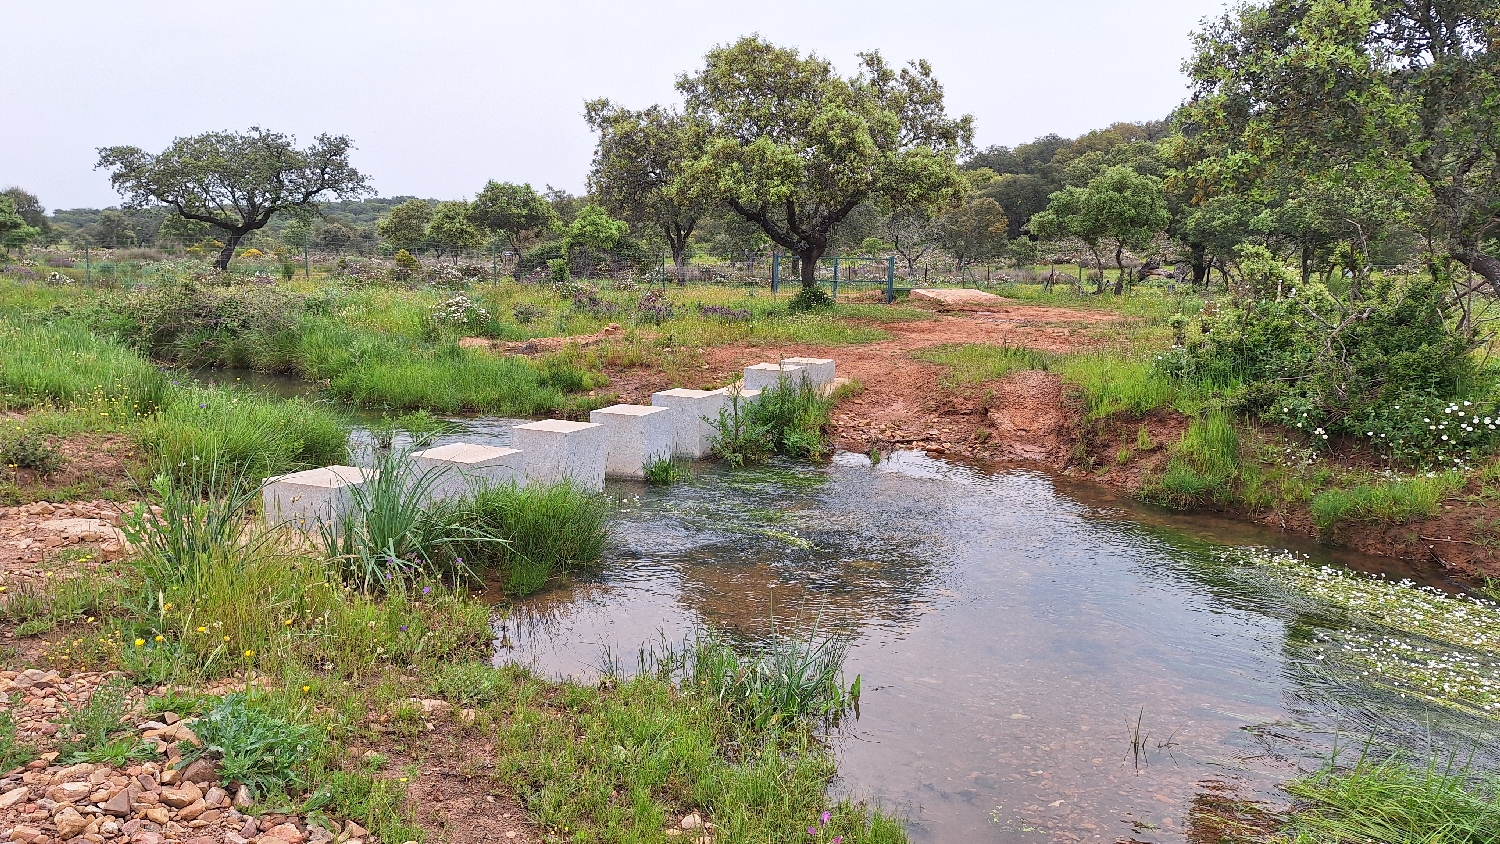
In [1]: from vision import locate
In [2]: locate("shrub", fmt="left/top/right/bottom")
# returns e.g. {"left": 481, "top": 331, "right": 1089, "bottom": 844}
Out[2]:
{"left": 181, "top": 694, "right": 323, "bottom": 799}
{"left": 58, "top": 679, "right": 153, "bottom": 765}
{"left": 1, "top": 430, "right": 64, "bottom": 474}
{"left": 636, "top": 289, "right": 674, "bottom": 324}
{"left": 108, "top": 280, "right": 307, "bottom": 368}
{"left": 441, "top": 481, "right": 610, "bottom": 595}
{"left": 711, "top": 378, "right": 835, "bottom": 466}
{"left": 788, "top": 286, "right": 835, "bottom": 312}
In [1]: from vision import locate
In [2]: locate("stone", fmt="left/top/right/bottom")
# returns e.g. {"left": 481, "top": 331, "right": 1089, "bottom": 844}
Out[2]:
{"left": 742, "top": 362, "right": 807, "bottom": 391}
{"left": 47, "top": 782, "right": 92, "bottom": 803}
{"left": 174, "top": 799, "right": 207, "bottom": 822}
{"left": 144, "top": 806, "right": 170, "bottom": 824}
{"left": 159, "top": 781, "right": 201, "bottom": 809}
{"left": 157, "top": 769, "right": 178, "bottom": 786}
{"left": 510, "top": 420, "right": 607, "bottom": 492}
{"left": 263, "top": 822, "right": 307, "bottom": 843}
{"left": 133, "top": 832, "right": 164, "bottom": 844}
{"left": 261, "top": 466, "right": 373, "bottom": 533}
{"left": 202, "top": 786, "right": 227, "bottom": 809}
{"left": 54, "top": 806, "right": 89, "bottom": 839}
{"left": 6, "top": 826, "right": 41, "bottom": 842}
{"left": 233, "top": 785, "right": 253, "bottom": 810}
{"left": 708, "top": 385, "right": 760, "bottom": 409}
{"left": 780, "top": 357, "right": 835, "bottom": 389}
{"left": 650, "top": 389, "right": 727, "bottom": 459}
{"left": 680, "top": 813, "right": 704, "bottom": 830}
{"left": 588, "top": 405, "right": 675, "bottom": 479}
{"left": 409, "top": 443, "right": 525, "bottom": 502}
{"left": 100, "top": 787, "right": 135, "bottom": 817}
{"left": 0, "top": 786, "right": 29, "bottom": 809}
{"left": 908, "top": 287, "right": 1011, "bottom": 307}
{"left": 178, "top": 758, "right": 215, "bottom": 784}
{"left": 342, "top": 821, "right": 368, "bottom": 839}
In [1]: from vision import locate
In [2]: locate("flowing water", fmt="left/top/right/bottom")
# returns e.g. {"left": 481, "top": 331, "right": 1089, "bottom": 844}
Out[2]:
{"left": 189, "top": 376, "right": 1500, "bottom": 843}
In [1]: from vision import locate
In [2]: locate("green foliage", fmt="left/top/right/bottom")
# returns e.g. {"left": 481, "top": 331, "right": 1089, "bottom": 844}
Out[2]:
{"left": 563, "top": 204, "right": 629, "bottom": 255}
{"left": 1165, "top": 274, "right": 1496, "bottom": 466}
{"left": 102, "top": 279, "right": 309, "bottom": 369}
{"left": 426, "top": 200, "right": 485, "bottom": 256}
{"left": 1281, "top": 751, "right": 1500, "bottom": 844}
{"left": 1309, "top": 472, "right": 1464, "bottom": 534}
{"left": 182, "top": 694, "right": 323, "bottom": 799}
{"left": 711, "top": 380, "right": 834, "bottom": 467}
{"left": 1142, "top": 411, "right": 1239, "bottom": 507}
{"left": 1, "top": 430, "right": 63, "bottom": 474}
{"left": 469, "top": 181, "right": 556, "bottom": 255}
{"left": 669, "top": 623, "right": 859, "bottom": 731}
{"left": 123, "top": 463, "right": 260, "bottom": 604}
{"left": 1055, "top": 354, "right": 1178, "bottom": 418}
{"left": 303, "top": 769, "right": 422, "bottom": 844}
{"left": 787, "top": 286, "right": 835, "bottom": 312}
{"left": 1030, "top": 165, "right": 1169, "bottom": 293}
{"left": 0, "top": 317, "right": 168, "bottom": 414}
{"left": 58, "top": 679, "right": 153, "bottom": 764}
{"left": 376, "top": 200, "right": 434, "bottom": 254}
{"left": 0, "top": 711, "right": 35, "bottom": 770}
{"left": 441, "top": 481, "right": 610, "bottom": 595}
{"left": 429, "top": 662, "right": 516, "bottom": 706}
{"left": 139, "top": 388, "right": 349, "bottom": 481}
{"left": 642, "top": 456, "right": 688, "bottom": 486}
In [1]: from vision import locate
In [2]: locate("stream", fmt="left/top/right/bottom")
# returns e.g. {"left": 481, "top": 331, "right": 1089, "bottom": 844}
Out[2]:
{"left": 204, "top": 372, "right": 1500, "bottom": 843}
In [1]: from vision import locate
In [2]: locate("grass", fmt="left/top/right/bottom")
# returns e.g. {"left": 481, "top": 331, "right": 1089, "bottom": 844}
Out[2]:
{"left": 444, "top": 480, "right": 611, "bottom": 594}
{"left": 1310, "top": 472, "right": 1465, "bottom": 533}
{"left": 643, "top": 456, "right": 690, "bottom": 486}
{"left": 0, "top": 315, "right": 168, "bottom": 414}
{"left": 913, "top": 343, "right": 1051, "bottom": 386}
{"left": 1143, "top": 411, "right": 1240, "bottom": 507}
{"left": 1281, "top": 751, "right": 1500, "bottom": 843}
{"left": 0, "top": 711, "right": 35, "bottom": 771}
{"left": 139, "top": 386, "right": 349, "bottom": 481}
{"left": 711, "top": 380, "right": 835, "bottom": 467}
{"left": 1054, "top": 353, "right": 1181, "bottom": 418}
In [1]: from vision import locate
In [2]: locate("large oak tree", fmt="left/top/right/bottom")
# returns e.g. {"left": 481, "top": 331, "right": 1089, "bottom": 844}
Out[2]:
{"left": 678, "top": 36, "right": 973, "bottom": 288}
{"left": 97, "top": 128, "right": 371, "bottom": 270}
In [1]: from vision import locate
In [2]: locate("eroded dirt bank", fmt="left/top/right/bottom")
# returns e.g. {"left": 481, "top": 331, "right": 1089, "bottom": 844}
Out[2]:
{"left": 603, "top": 302, "right": 1500, "bottom": 581}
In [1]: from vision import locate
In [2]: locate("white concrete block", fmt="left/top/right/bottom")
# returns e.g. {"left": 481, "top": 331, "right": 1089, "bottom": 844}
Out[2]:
{"left": 781, "top": 357, "right": 835, "bottom": 389}
{"left": 262, "top": 465, "right": 372, "bottom": 532}
{"left": 589, "top": 404, "right": 676, "bottom": 478}
{"left": 709, "top": 385, "right": 761, "bottom": 406}
{"left": 511, "top": 419, "right": 606, "bottom": 492}
{"left": 743, "top": 362, "right": 807, "bottom": 391}
{"left": 651, "top": 388, "right": 728, "bottom": 459}
{"left": 410, "top": 442, "right": 525, "bottom": 501}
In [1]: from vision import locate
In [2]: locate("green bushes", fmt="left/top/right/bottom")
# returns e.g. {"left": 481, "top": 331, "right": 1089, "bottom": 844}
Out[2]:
{"left": 326, "top": 348, "right": 578, "bottom": 415}
{"left": 1310, "top": 472, "right": 1464, "bottom": 533}
{"left": 443, "top": 480, "right": 610, "bottom": 594}
{"left": 103, "top": 280, "right": 309, "bottom": 370}
{"left": 181, "top": 694, "right": 323, "bottom": 799}
{"left": 1281, "top": 752, "right": 1500, "bottom": 844}
{"left": 711, "top": 380, "right": 835, "bottom": 467}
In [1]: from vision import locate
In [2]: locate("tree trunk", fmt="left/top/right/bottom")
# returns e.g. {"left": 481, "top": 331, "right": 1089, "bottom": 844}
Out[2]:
{"left": 798, "top": 245, "right": 824, "bottom": 289}
{"left": 214, "top": 230, "right": 247, "bottom": 271}
{"left": 1454, "top": 246, "right": 1500, "bottom": 295}
{"left": 1113, "top": 245, "right": 1126, "bottom": 295}
{"left": 1189, "top": 242, "right": 1210, "bottom": 288}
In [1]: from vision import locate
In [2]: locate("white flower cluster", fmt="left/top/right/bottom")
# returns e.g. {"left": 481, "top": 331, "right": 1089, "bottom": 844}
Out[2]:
{"left": 431, "top": 293, "right": 489, "bottom": 326}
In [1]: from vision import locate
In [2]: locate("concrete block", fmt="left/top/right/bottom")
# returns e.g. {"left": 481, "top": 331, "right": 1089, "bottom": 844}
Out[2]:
{"left": 262, "top": 466, "right": 372, "bottom": 532}
{"left": 511, "top": 419, "right": 606, "bottom": 492}
{"left": 743, "top": 362, "right": 807, "bottom": 392}
{"left": 410, "top": 442, "right": 525, "bottom": 501}
{"left": 651, "top": 388, "right": 728, "bottom": 459}
{"left": 781, "top": 357, "right": 835, "bottom": 389}
{"left": 709, "top": 385, "right": 761, "bottom": 406}
{"left": 589, "top": 404, "right": 676, "bottom": 478}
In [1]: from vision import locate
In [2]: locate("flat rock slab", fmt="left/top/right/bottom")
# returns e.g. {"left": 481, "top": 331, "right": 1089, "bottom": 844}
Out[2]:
{"left": 781, "top": 357, "right": 835, "bottom": 388}
{"left": 411, "top": 442, "right": 524, "bottom": 500}
{"left": 511, "top": 420, "right": 606, "bottom": 492}
{"left": 910, "top": 288, "right": 1014, "bottom": 307}
{"left": 743, "top": 362, "right": 808, "bottom": 392}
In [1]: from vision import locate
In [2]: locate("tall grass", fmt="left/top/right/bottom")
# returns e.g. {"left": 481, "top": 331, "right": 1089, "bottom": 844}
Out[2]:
{"left": 1055, "top": 353, "right": 1179, "bottom": 418}
{"left": 443, "top": 480, "right": 610, "bottom": 594}
{"left": 1310, "top": 472, "right": 1464, "bottom": 532}
{"left": 711, "top": 379, "right": 834, "bottom": 466}
{"left": 0, "top": 317, "right": 168, "bottom": 413}
{"left": 1282, "top": 751, "right": 1500, "bottom": 843}
{"left": 138, "top": 386, "right": 349, "bottom": 482}
{"left": 1143, "top": 410, "right": 1240, "bottom": 507}
{"left": 914, "top": 343, "right": 1052, "bottom": 386}
{"left": 676, "top": 622, "right": 860, "bottom": 731}
{"left": 122, "top": 463, "right": 262, "bottom": 603}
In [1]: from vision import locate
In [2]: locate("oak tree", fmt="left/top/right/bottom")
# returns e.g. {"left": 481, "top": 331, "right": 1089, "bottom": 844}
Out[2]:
{"left": 585, "top": 100, "right": 708, "bottom": 268}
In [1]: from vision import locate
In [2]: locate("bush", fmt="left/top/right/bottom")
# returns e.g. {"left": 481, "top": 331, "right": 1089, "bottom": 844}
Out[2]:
{"left": 711, "top": 379, "right": 835, "bottom": 466}
{"left": 181, "top": 694, "right": 323, "bottom": 799}
{"left": 788, "top": 286, "right": 835, "bottom": 312}
{"left": 441, "top": 481, "right": 610, "bottom": 595}
{"left": 107, "top": 280, "right": 308, "bottom": 369}
{"left": 1, "top": 430, "right": 64, "bottom": 474}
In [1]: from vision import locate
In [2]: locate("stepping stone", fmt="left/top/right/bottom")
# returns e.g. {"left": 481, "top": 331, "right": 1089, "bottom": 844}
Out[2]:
{"left": 743, "top": 362, "right": 808, "bottom": 391}
{"left": 262, "top": 466, "right": 372, "bottom": 532}
{"left": 651, "top": 389, "right": 728, "bottom": 459}
{"left": 410, "top": 442, "right": 525, "bottom": 501}
{"left": 511, "top": 419, "right": 606, "bottom": 492}
{"left": 589, "top": 404, "right": 676, "bottom": 478}
{"left": 780, "top": 357, "right": 835, "bottom": 389}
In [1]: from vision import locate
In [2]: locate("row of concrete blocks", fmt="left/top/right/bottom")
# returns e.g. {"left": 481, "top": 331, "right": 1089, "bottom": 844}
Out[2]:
{"left": 262, "top": 357, "right": 835, "bottom": 531}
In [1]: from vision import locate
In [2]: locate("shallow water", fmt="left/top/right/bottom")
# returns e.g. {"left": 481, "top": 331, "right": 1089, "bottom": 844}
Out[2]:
{"left": 466, "top": 440, "right": 1500, "bottom": 844}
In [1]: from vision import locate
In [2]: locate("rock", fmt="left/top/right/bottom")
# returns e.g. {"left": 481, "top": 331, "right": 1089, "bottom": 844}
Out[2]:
{"left": 233, "top": 784, "right": 253, "bottom": 809}
{"left": 144, "top": 806, "right": 170, "bottom": 824}
{"left": 342, "top": 821, "right": 368, "bottom": 840}
{"left": 262, "top": 823, "right": 307, "bottom": 843}
{"left": 202, "top": 786, "right": 227, "bottom": 809}
{"left": 133, "top": 832, "right": 164, "bottom": 844}
{"left": 6, "top": 826, "right": 42, "bottom": 842}
{"left": 160, "top": 781, "right": 202, "bottom": 808}
{"left": 909, "top": 287, "right": 1011, "bottom": 307}
{"left": 239, "top": 817, "right": 260, "bottom": 838}
{"left": 47, "top": 782, "right": 93, "bottom": 804}
{"left": 680, "top": 813, "right": 704, "bottom": 830}
{"left": 160, "top": 713, "right": 180, "bottom": 726}
{"left": 54, "top": 806, "right": 89, "bottom": 839}
{"left": 175, "top": 799, "right": 207, "bottom": 821}
{"left": 178, "top": 758, "right": 215, "bottom": 785}
{"left": 100, "top": 787, "right": 135, "bottom": 816}
{"left": 135, "top": 774, "right": 157, "bottom": 792}
{"left": 157, "top": 769, "right": 178, "bottom": 786}
{"left": 183, "top": 838, "right": 216, "bottom": 844}
{"left": 0, "top": 786, "right": 29, "bottom": 809}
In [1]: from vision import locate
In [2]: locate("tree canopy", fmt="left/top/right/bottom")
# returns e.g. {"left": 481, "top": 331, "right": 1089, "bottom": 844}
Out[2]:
{"left": 468, "top": 181, "right": 556, "bottom": 256}
{"left": 1031, "top": 165, "right": 1169, "bottom": 293}
{"left": 97, "top": 128, "right": 371, "bottom": 270}
{"left": 585, "top": 100, "right": 708, "bottom": 268}
{"left": 677, "top": 36, "right": 974, "bottom": 287}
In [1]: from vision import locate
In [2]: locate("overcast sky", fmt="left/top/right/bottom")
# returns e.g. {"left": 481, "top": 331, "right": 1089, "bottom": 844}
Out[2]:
{"left": 2, "top": 0, "right": 1231, "bottom": 211}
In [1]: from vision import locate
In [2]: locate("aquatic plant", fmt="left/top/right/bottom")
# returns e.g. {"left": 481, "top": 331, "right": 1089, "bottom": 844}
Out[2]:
{"left": 643, "top": 456, "right": 689, "bottom": 486}
{"left": 440, "top": 480, "right": 610, "bottom": 595}
{"left": 710, "top": 378, "right": 834, "bottom": 466}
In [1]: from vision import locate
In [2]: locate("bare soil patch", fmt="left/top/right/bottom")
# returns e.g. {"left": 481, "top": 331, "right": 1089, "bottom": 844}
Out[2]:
{"left": 0, "top": 432, "right": 142, "bottom": 507}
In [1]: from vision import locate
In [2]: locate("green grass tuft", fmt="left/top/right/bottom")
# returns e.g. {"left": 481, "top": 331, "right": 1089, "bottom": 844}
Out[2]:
{"left": 913, "top": 343, "right": 1052, "bottom": 386}
{"left": 1310, "top": 472, "right": 1464, "bottom": 533}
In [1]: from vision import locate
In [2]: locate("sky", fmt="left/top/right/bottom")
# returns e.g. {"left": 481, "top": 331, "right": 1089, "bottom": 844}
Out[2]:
{"left": 1, "top": 0, "right": 1232, "bottom": 211}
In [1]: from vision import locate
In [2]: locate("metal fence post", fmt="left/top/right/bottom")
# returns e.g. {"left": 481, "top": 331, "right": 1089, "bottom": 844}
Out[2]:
{"left": 771, "top": 252, "right": 779, "bottom": 294}
{"left": 831, "top": 256, "right": 839, "bottom": 299}
{"left": 886, "top": 256, "right": 895, "bottom": 303}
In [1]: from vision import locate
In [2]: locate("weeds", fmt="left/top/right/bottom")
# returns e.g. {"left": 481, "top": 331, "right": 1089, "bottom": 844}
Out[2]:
{"left": 1282, "top": 748, "right": 1500, "bottom": 843}
{"left": 123, "top": 464, "right": 261, "bottom": 602}
{"left": 643, "top": 456, "right": 689, "bottom": 486}
{"left": 58, "top": 679, "right": 153, "bottom": 764}
{"left": 0, "top": 711, "right": 35, "bottom": 770}
{"left": 183, "top": 694, "right": 323, "bottom": 799}
{"left": 675, "top": 623, "right": 860, "bottom": 731}
{"left": 914, "top": 343, "right": 1051, "bottom": 387}
{"left": 711, "top": 379, "right": 834, "bottom": 466}
{"left": 442, "top": 481, "right": 609, "bottom": 594}
{"left": 1310, "top": 472, "right": 1464, "bottom": 533}
{"left": 1, "top": 431, "right": 64, "bottom": 474}
{"left": 1143, "top": 411, "right": 1239, "bottom": 507}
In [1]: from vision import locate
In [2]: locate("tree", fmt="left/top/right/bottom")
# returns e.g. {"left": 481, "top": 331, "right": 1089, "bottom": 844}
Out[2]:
{"left": 0, "top": 196, "right": 39, "bottom": 255}
{"left": 97, "top": 128, "right": 371, "bottom": 270}
{"left": 679, "top": 36, "right": 973, "bottom": 289}
{"left": 468, "top": 182, "right": 556, "bottom": 256}
{"left": 1, "top": 188, "right": 50, "bottom": 242}
{"left": 1180, "top": 0, "right": 1500, "bottom": 291}
{"left": 584, "top": 100, "right": 708, "bottom": 268}
{"left": 157, "top": 212, "right": 214, "bottom": 248}
{"left": 88, "top": 210, "right": 139, "bottom": 248}
{"left": 1030, "top": 166, "right": 1169, "bottom": 294}
{"left": 426, "top": 201, "right": 485, "bottom": 260}
{"left": 881, "top": 208, "right": 942, "bottom": 274}
{"left": 563, "top": 204, "right": 629, "bottom": 274}
{"left": 376, "top": 199, "right": 433, "bottom": 254}
{"left": 936, "top": 197, "right": 1009, "bottom": 272}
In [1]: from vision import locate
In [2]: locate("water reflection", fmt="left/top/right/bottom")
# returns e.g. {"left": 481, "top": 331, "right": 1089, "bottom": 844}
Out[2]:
{"left": 485, "top": 448, "right": 1498, "bottom": 844}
